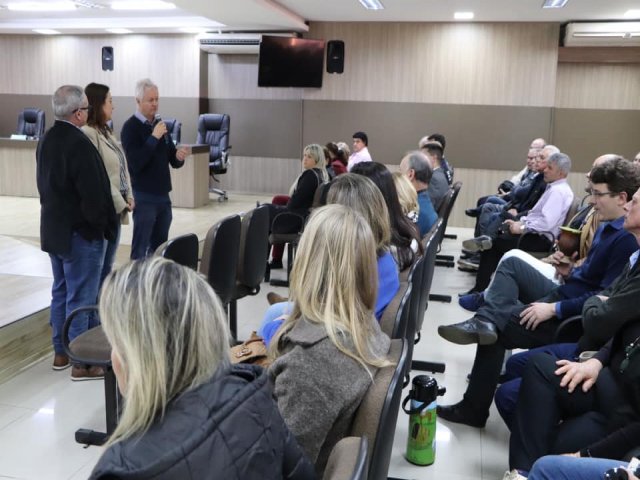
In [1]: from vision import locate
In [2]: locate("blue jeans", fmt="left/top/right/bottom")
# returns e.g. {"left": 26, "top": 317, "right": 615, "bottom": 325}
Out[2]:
{"left": 101, "top": 222, "right": 121, "bottom": 285}
{"left": 528, "top": 455, "right": 628, "bottom": 480}
{"left": 131, "top": 199, "right": 172, "bottom": 259}
{"left": 495, "top": 343, "right": 578, "bottom": 429}
{"left": 258, "top": 301, "right": 293, "bottom": 346}
{"left": 49, "top": 232, "right": 105, "bottom": 354}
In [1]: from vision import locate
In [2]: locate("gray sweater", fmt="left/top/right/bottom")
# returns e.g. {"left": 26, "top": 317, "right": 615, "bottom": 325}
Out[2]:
{"left": 269, "top": 317, "right": 390, "bottom": 475}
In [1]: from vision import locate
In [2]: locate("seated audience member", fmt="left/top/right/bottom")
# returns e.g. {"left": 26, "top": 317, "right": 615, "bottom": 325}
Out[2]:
{"left": 259, "top": 174, "right": 401, "bottom": 343}
{"left": 635, "top": 151, "right": 640, "bottom": 164}
{"left": 351, "top": 161, "right": 422, "bottom": 271}
{"left": 267, "top": 144, "right": 329, "bottom": 269}
{"left": 399, "top": 151, "right": 438, "bottom": 237}
{"left": 508, "top": 318, "right": 640, "bottom": 475}
{"left": 268, "top": 204, "right": 392, "bottom": 475}
{"left": 393, "top": 171, "right": 419, "bottom": 224}
{"left": 347, "top": 131, "right": 372, "bottom": 171}
{"left": 419, "top": 139, "right": 449, "bottom": 211}
{"left": 427, "top": 132, "right": 454, "bottom": 184}
{"left": 89, "top": 258, "right": 314, "bottom": 479}
{"left": 467, "top": 151, "right": 574, "bottom": 292}
{"left": 458, "top": 146, "right": 557, "bottom": 272}
{"left": 436, "top": 158, "right": 640, "bottom": 429}
{"left": 527, "top": 455, "right": 640, "bottom": 480}
{"left": 325, "top": 142, "right": 348, "bottom": 178}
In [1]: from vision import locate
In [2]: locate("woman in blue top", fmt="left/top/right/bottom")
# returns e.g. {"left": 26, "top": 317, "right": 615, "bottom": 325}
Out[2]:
{"left": 259, "top": 174, "right": 400, "bottom": 345}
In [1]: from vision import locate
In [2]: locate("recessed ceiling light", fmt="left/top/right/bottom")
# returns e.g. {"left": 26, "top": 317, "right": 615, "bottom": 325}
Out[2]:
{"left": 454, "top": 11, "right": 474, "bottom": 20}
{"left": 8, "top": 2, "right": 76, "bottom": 11}
{"left": 110, "top": 1, "right": 176, "bottom": 10}
{"left": 358, "top": 0, "right": 384, "bottom": 10}
{"left": 106, "top": 28, "right": 133, "bottom": 34}
{"left": 33, "top": 29, "right": 62, "bottom": 34}
{"left": 542, "top": 0, "right": 569, "bottom": 9}
{"left": 624, "top": 10, "right": 640, "bottom": 19}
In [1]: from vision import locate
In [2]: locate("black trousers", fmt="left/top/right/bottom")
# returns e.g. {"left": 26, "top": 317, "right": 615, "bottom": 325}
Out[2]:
{"left": 473, "top": 231, "right": 553, "bottom": 292}
{"left": 509, "top": 352, "right": 634, "bottom": 472}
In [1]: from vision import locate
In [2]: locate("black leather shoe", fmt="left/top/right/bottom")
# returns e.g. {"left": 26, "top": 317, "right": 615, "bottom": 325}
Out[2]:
{"left": 437, "top": 318, "right": 498, "bottom": 345}
{"left": 465, "top": 208, "right": 480, "bottom": 218}
{"left": 437, "top": 402, "right": 487, "bottom": 428}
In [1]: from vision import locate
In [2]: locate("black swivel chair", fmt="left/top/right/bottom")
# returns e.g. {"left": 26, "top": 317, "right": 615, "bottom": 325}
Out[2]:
{"left": 196, "top": 113, "right": 231, "bottom": 202}
{"left": 162, "top": 117, "right": 182, "bottom": 144}
{"left": 16, "top": 108, "right": 45, "bottom": 139}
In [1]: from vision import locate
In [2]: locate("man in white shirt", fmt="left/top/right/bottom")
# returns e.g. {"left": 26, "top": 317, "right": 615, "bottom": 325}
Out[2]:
{"left": 347, "top": 131, "right": 372, "bottom": 171}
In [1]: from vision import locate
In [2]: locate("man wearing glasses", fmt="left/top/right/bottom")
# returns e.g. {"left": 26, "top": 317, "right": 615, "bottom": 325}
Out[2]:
{"left": 36, "top": 85, "right": 117, "bottom": 380}
{"left": 436, "top": 156, "right": 640, "bottom": 428}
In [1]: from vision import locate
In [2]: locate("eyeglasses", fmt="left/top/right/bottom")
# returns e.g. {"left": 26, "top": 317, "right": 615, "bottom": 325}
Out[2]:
{"left": 73, "top": 106, "right": 90, "bottom": 113}
{"left": 586, "top": 188, "right": 617, "bottom": 197}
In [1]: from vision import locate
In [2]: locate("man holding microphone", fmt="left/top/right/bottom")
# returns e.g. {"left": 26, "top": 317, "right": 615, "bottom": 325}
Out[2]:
{"left": 121, "top": 78, "right": 189, "bottom": 259}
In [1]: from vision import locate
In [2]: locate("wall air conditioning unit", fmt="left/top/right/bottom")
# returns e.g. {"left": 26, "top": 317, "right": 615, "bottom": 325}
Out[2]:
{"left": 564, "top": 22, "right": 640, "bottom": 47}
{"left": 198, "top": 32, "right": 296, "bottom": 54}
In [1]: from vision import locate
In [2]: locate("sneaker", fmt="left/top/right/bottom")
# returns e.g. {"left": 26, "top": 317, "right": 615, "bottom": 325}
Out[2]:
{"left": 71, "top": 365, "right": 105, "bottom": 382}
{"left": 502, "top": 469, "right": 527, "bottom": 480}
{"left": 267, "top": 291, "right": 288, "bottom": 305}
{"left": 268, "top": 259, "right": 283, "bottom": 270}
{"left": 457, "top": 258, "right": 479, "bottom": 271}
{"left": 461, "top": 235, "right": 493, "bottom": 253}
{"left": 52, "top": 354, "right": 70, "bottom": 371}
{"left": 458, "top": 292, "right": 484, "bottom": 312}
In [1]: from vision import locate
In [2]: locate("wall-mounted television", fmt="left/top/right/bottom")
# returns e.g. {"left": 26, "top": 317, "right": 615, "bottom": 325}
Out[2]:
{"left": 258, "top": 35, "right": 325, "bottom": 88}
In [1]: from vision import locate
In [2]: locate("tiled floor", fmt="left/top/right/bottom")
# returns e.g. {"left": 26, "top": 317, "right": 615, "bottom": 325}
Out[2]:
{"left": 0, "top": 194, "right": 511, "bottom": 480}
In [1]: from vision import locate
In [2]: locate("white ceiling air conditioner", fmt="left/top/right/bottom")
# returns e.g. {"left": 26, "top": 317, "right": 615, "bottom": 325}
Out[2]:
{"left": 564, "top": 22, "right": 640, "bottom": 47}
{"left": 198, "top": 32, "right": 296, "bottom": 54}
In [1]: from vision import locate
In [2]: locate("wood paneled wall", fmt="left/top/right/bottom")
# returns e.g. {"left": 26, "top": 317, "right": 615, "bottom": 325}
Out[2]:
{"left": 0, "top": 34, "right": 200, "bottom": 97}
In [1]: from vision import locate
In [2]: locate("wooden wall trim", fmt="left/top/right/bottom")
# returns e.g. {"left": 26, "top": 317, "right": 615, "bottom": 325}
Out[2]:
{"left": 559, "top": 46, "right": 640, "bottom": 64}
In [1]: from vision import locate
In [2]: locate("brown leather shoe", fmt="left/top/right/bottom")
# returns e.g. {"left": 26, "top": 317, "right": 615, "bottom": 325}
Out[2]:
{"left": 71, "top": 365, "right": 105, "bottom": 382}
{"left": 52, "top": 354, "right": 70, "bottom": 371}
{"left": 266, "top": 291, "right": 288, "bottom": 305}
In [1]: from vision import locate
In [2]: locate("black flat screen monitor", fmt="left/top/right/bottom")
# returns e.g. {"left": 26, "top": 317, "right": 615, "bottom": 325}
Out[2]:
{"left": 258, "top": 36, "right": 325, "bottom": 88}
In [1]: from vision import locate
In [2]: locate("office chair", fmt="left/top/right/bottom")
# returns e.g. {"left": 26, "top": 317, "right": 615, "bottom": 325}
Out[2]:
{"left": 162, "top": 117, "right": 182, "bottom": 144}
{"left": 16, "top": 108, "right": 45, "bottom": 139}
{"left": 196, "top": 113, "right": 231, "bottom": 202}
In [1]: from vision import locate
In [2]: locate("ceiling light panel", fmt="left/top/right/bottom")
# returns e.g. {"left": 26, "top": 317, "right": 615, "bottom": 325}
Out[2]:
{"left": 624, "top": 10, "right": 640, "bottom": 19}
{"left": 454, "top": 11, "right": 474, "bottom": 20}
{"left": 106, "top": 28, "right": 133, "bottom": 33}
{"left": 33, "top": 29, "right": 61, "bottom": 34}
{"left": 542, "top": 0, "right": 569, "bottom": 9}
{"left": 8, "top": 2, "right": 76, "bottom": 11}
{"left": 358, "top": 0, "right": 384, "bottom": 11}
{"left": 110, "top": 1, "right": 176, "bottom": 10}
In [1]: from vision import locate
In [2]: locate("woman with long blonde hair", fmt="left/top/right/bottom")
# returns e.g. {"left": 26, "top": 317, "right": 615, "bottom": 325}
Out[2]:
{"left": 269, "top": 203, "right": 391, "bottom": 475}
{"left": 89, "top": 257, "right": 313, "bottom": 480}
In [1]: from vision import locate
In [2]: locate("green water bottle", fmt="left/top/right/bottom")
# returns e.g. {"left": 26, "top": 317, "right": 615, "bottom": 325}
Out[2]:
{"left": 402, "top": 375, "right": 446, "bottom": 466}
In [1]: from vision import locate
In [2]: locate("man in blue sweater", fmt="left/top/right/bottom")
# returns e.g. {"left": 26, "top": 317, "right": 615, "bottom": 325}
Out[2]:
{"left": 436, "top": 156, "right": 640, "bottom": 427}
{"left": 399, "top": 150, "right": 438, "bottom": 237}
{"left": 121, "top": 78, "right": 188, "bottom": 259}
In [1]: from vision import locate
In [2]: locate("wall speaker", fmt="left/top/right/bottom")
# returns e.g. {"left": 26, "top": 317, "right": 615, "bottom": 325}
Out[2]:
{"left": 102, "top": 46, "right": 114, "bottom": 71}
{"left": 326, "top": 40, "right": 344, "bottom": 74}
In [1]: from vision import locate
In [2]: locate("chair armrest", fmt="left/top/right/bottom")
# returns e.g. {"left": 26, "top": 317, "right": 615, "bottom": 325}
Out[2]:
{"left": 552, "top": 315, "right": 583, "bottom": 343}
{"left": 271, "top": 211, "right": 305, "bottom": 235}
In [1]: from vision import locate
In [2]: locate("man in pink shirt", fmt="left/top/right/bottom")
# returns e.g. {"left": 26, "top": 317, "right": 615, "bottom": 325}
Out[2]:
{"left": 347, "top": 131, "right": 372, "bottom": 171}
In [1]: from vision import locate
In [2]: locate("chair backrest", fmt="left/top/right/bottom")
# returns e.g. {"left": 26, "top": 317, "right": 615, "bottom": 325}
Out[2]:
{"left": 379, "top": 280, "right": 411, "bottom": 339}
{"left": 162, "top": 117, "right": 182, "bottom": 144}
{"left": 350, "top": 339, "right": 408, "bottom": 480}
{"left": 436, "top": 181, "right": 462, "bottom": 246}
{"left": 323, "top": 437, "right": 369, "bottom": 480}
{"left": 236, "top": 205, "right": 270, "bottom": 289}
{"left": 155, "top": 233, "right": 199, "bottom": 270}
{"left": 17, "top": 108, "right": 45, "bottom": 138}
{"left": 196, "top": 113, "right": 230, "bottom": 166}
{"left": 199, "top": 214, "right": 241, "bottom": 306}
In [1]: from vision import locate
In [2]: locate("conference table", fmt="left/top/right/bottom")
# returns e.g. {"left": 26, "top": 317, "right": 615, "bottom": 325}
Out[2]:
{"left": 0, "top": 138, "right": 211, "bottom": 208}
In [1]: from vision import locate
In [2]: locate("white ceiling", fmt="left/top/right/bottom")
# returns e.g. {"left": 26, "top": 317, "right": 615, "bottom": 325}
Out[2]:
{"left": 0, "top": 0, "right": 639, "bottom": 34}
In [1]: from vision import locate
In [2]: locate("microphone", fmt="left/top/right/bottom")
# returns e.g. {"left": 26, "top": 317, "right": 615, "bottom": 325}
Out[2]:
{"left": 153, "top": 114, "right": 171, "bottom": 145}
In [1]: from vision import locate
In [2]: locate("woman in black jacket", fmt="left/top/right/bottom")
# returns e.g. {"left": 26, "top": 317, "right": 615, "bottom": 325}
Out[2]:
{"left": 89, "top": 257, "right": 314, "bottom": 480}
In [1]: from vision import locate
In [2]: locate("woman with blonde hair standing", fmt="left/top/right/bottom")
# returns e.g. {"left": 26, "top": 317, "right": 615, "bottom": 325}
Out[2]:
{"left": 269, "top": 204, "right": 391, "bottom": 475}
{"left": 82, "top": 82, "right": 134, "bottom": 282}
{"left": 89, "top": 258, "right": 314, "bottom": 479}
